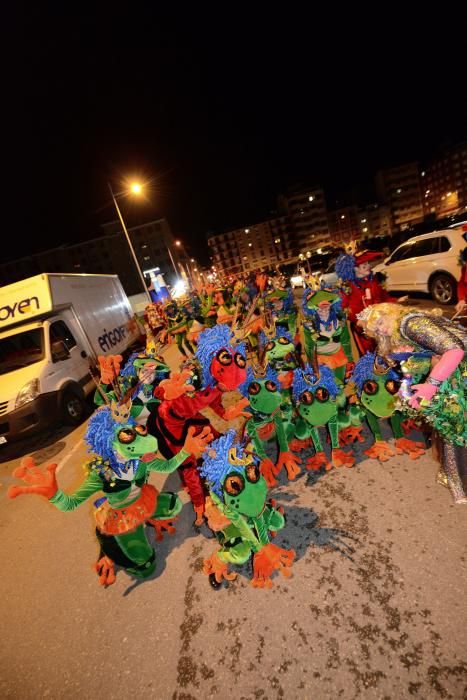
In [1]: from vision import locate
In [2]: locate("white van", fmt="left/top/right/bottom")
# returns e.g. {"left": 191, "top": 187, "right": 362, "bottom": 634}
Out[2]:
{"left": 0, "top": 274, "right": 141, "bottom": 442}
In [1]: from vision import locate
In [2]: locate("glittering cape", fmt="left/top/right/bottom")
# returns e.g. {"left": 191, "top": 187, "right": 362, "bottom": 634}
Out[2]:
{"left": 400, "top": 312, "right": 467, "bottom": 354}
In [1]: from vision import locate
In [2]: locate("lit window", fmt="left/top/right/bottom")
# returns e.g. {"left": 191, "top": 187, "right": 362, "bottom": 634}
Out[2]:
{"left": 361, "top": 218, "right": 367, "bottom": 223}
{"left": 421, "top": 171, "right": 425, "bottom": 177}
{"left": 245, "top": 229, "right": 249, "bottom": 233}
{"left": 397, "top": 188, "right": 402, "bottom": 194}
{"left": 248, "top": 243, "right": 252, "bottom": 247}
{"left": 362, "top": 227, "right": 368, "bottom": 233}
{"left": 308, "top": 195, "right": 314, "bottom": 202}
{"left": 341, "top": 215, "right": 345, "bottom": 220}
{"left": 274, "top": 238, "right": 281, "bottom": 243}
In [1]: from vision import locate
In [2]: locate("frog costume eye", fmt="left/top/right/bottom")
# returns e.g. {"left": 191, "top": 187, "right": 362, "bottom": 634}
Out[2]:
{"left": 224, "top": 473, "right": 245, "bottom": 496}
{"left": 234, "top": 352, "right": 246, "bottom": 368}
{"left": 245, "top": 464, "right": 261, "bottom": 484}
{"left": 265, "top": 380, "right": 278, "bottom": 392}
{"left": 315, "top": 387, "right": 329, "bottom": 403}
{"left": 216, "top": 349, "right": 233, "bottom": 366}
{"left": 363, "top": 380, "right": 378, "bottom": 395}
{"left": 248, "top": 381, "right": 261, "bottom": 395}
{"left": 385, "top": 379, "right": 400, "bottom": 395}
{"left": 301, "top": 390, "right": 314, "bottom": 405}
{"left": 278, "top": 336, "right": 290, "bottom": 345}
{"left": 265, "top": 341, "right": 275, "bottom": 351}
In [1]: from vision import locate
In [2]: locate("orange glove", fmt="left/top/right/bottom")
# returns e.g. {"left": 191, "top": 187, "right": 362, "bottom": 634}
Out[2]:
{"left": 183, "top": 426, "right": 213, "bottom": 458}
{"left": 251, "top": 543, "right": 295, "bottom": 588}
{"left": 260, "top": 458, "right": 279, "bottom": 487}
{"left": 223, "top": 397, "right": 250, "bottom": 421}
{"left": 98, "top": 355, "right": 122, "bottom": 385}
{"left": 276, "top": 451, "right": 301, "bottom": 480}
{"left": 203, "top": 552, "right": 237, "bottom": 584}
{"left": 7, "top": 456, "right": 58, "bottom": 500}
{"left": 158, "top": 370, "right": 194, "bottom": 400}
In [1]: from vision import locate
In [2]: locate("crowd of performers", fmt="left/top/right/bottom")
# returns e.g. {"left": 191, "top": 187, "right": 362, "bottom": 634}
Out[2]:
{"left": 8, "top": 244, "right": 466, "bottom": 590}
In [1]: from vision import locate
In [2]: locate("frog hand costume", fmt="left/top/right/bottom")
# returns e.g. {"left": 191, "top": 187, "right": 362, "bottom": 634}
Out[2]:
{"left": 8, "top": 404, "right": 212, "bottom": 585}
{"left": 200, "top": 430, "right": 295, "bottom": 589}
{"left": 239, "top": 363, "right": 301, "bottom": 487}
{"left": 350, "top": 353, "right": 426, "bottom": 462}
{"left": 291, "top": 364, "right": 355, "bottom": 471}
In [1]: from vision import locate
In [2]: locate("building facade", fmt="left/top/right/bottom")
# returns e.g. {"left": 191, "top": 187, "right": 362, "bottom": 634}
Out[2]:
{"left": 421, "top": 141, "right": 467, "bottom": 220}
{"left": 0, "top": 218, "right": 182, "bottom": 296}
{"left": 375, "top": 163, "right": 424, "bottom": 231}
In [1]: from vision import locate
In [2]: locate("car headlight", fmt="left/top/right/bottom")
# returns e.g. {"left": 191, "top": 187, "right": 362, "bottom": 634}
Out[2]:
{"left": 16, "top": 379, "right": 40, "bottom": 409}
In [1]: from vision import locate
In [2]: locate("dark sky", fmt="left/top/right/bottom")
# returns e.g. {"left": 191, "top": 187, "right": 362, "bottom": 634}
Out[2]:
{"left": 5, "top": 7, "right": 466, "bottom": 265}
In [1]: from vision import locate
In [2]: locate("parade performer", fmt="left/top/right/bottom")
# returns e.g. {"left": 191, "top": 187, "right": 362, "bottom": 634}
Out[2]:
{"left": 239, "top": 363, "right": 301, "bottom": 487}
{"left": 335, "top": 246, "right": 398, "bottom": 355}
{"left": 301, "top": 288, "right": 354, "bottom": 382}
{"left": 200, "top": 430, "right": 295, "bottom": 589}
{"left": 165, "top": 300, "right": 195, "bottom": 357}
{"left": 8, "top": 402, "right": 212, "bottom": 584}
{"left": 291, "top": 364, "right": 356, "bottom": 471}
{"left": 148, "top": 325, "right": 250, "bottom": 526}
{"left": 264, "top": 286, "right": 297, "bottom": 336}
{"left": 357, "top": 303, "right": 466, "bottom": 503}
{"left": 350, "top": 352, "right": 426, "bottom": 462}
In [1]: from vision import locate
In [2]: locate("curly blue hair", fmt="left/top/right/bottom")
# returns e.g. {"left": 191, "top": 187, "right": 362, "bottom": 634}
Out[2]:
{"left": 335, "top": 254, "right": 356, "bottom": 282}
{"left": 350, "top": 353, "right": 400, "bottom": 394}
{"left": 292, "top": 364, "right": 340, "bottom": 402}
{"left": 239, "top": 365, "right": 279, "bottom": 398}
{"left": 259, "top": 329, "right": 294, "bottom": 347}
{"left": 199, "top": 430, "right": 254, "bottom": 500}
{"left": 195, "top": 325, "right": 246, "bottom": 388}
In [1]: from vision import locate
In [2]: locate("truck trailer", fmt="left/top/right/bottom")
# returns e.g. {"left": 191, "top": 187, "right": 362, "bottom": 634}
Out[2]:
{"left": 0, "top": 273, "right": 142, "bottom": 442}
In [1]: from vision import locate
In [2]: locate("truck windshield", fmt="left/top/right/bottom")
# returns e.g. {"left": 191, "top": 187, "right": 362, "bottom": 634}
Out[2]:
{"left": 0, "top": 328, "right": 45, "bottom": 374}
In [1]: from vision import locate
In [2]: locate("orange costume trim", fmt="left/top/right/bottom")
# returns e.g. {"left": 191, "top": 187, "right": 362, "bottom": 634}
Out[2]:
{"left": 318, "top": 345, "right": 348, "bottom": 370}
{"left": 94, "top": 484, "right": 158, "bottom": 535}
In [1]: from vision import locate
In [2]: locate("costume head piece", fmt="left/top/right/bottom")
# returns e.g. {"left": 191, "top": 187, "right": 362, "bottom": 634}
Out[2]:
{"left": 292, "top": 364, "right": 340, "bottom": 403}
{"left": 199, "top": 430, "right": 255, "bottom": 500}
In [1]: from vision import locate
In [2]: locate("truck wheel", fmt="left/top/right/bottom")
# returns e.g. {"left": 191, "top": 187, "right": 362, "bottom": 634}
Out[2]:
{"left": 429, "top": 273, "right": 456, "bottom": 305}
{"left": 61, "top": 387, "right": 85, "bottom": 425}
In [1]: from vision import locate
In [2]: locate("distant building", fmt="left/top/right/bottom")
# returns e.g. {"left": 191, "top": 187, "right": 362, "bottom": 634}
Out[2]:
{"left": 0, "top": 218, "right": 182, "bottom": 296}
{"left": 421, "top": 141, "right": 467, "bottom": 219}
{"left": 208, "top": 216, "right": 296, "bottom": 277}
{"left": 279, "top": 185, "right": 331, "bottom": 253}
{"left": 375, "top": 162, "right": 424, "bottom": 231}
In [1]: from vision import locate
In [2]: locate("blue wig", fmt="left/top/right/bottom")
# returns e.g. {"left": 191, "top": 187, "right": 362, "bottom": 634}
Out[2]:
{"left": 200, "top": 430, "right": 252, "bottom": 500}
{"left": 301, "top": 292, "right": 343, "bottom": 329}
{"left": 350, "top": 353, "right": 399, "bottom": 394}
{"left": 239, "top": 365, "right": 279, "bottom": 398}
{"left": 119, "top": 352, "right": 140, "bottom": 379}
{"left": 85, "top": 406, "right": 137, "bottom": 472}
{"left": 335, "top": 254, "right": 356, "bottom": 282}
{"left": 292, "top": 364, "right": 340, "bottom": 403}
{"left": 195, "top": 325, "right": 245, "bottom": 388}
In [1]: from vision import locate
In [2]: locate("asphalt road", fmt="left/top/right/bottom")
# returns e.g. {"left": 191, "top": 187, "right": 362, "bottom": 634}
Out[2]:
{"left": 1, "top": 298, "right": 466, "bottom": 700}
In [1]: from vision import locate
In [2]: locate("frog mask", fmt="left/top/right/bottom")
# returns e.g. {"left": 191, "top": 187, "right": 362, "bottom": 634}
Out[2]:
{"left": 292, "top": 364, "right": 340, "bottom": 426}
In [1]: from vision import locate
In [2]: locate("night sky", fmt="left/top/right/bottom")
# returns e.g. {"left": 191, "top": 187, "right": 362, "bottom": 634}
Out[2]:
{"left": 5, "top": 7, "right": 466, "bottom": 265}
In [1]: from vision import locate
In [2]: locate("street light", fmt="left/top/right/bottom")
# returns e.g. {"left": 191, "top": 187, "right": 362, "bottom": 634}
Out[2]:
{"left": 108, "top": 181, "right": 151, "bottom": 303}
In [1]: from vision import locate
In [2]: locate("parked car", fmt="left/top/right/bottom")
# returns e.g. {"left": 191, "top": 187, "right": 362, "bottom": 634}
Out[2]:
{"left": 372, "top": 228, "right": 464, "bottom": 304}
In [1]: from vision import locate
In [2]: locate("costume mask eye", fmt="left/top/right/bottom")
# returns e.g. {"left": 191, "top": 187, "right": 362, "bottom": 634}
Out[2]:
{"left": 315, "top": 387, "right": 330, "bottom": 402}
{"left": 278, "top": 337, "right": 290, "bottom": 345}
{"left": 301, "top": 390, "right": 314, "bottom": 405}
{"left": 385, "top": 379, "right": 400, "bottom": 395}
{"left": 266, "top": 341, "right": 275, "bottom": 351}
{"left": 363, "top": 380, "right": 378, "bottom": 396}
{"left": 265, "top": 380, "right": 277, "bottom": 392}
{"left": 245, "top": 464, "right": 261, "bottom": 483}
{"left": 234, "top": 352, "right": 246, "bottom": 368}
{"left": 248, "top": 381, "right": 261, "bottom": 395}
{"left": 117, "top": 428, "right": 136, "bottom": 444}
{"left": 135, "top": 425, "right": 148, "bottom": 436}
{"left": 224, "top": 473, "right": 245, "bottom": 496}
{"left": 216, "top": 349, "right": 232, "bottom": 366}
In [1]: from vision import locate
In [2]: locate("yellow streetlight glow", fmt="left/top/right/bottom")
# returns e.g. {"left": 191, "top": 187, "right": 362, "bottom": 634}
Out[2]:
{"left": 130, "top": 182, "right": 142, "bottom": 195}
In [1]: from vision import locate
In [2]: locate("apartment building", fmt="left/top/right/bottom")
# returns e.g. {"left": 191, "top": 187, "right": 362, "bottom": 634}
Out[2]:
{"left": 375, "top": 163, "right": 424, "bottom": 231}
{"left": 421, "top": 141, "right": 467, "bottom": 219}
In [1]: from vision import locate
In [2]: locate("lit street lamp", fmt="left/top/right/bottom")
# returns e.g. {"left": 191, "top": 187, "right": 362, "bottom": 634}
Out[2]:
{"left": 108, "top": 181, "right": 152, "bottom": 303}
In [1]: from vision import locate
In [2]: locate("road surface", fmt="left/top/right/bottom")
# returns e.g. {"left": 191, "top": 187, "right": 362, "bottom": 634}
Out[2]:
{"left": 1, "top": 297, "right": 466, "bottom": 699}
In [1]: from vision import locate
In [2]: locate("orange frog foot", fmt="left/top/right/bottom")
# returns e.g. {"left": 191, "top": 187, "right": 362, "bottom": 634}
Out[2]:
{"left": 203, "top": 552, "right": 237, "bottom": 583}
{"left": 148, "top": 517, "right": 178, "bottom": 541}
{"left": 338, "top": 426, "right": 365, "bottom": 446}
{"left": 276, "top": 451, "right": 301, "bottom": 481}
{"left": 331, "top": 448, "right": 355, "bottom": 468}
{"left": 289, "top": 437, "right": 313, "bottom": 452}
{"left": 395, "top": 437, "right": 426, "bottom": 460}
{"left": 251, "top": 543, "right": 295, "bottom": 589}
{"left": 93, "top": 555, "right": 116, "bottom": 587}
{"left": 364, "top": 440, "right": 396, "bottom": 462}
{"left": 306, "top": 451, "right": 331, "bottom": 471}
{"left": 260, "top": 458, "right": 279, "bottom": 488}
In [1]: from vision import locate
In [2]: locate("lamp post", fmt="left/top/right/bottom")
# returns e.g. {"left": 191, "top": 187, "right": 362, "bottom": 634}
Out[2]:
{"left": 108, "top": 181, "right": 152, "bottom": 303}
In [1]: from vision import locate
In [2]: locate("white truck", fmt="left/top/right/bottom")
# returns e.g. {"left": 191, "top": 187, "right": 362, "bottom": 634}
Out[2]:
{"left": 0, "top": 273, "right": 142, "bottom": 442}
